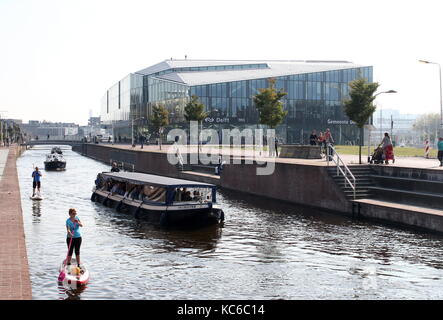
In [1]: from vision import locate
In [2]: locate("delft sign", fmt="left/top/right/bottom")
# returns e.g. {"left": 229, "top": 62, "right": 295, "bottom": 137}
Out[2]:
{"left": 327, "top": 119, "right": 356, "bottom": 125}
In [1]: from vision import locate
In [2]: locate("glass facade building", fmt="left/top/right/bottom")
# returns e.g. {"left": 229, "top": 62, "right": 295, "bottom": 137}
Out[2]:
{"left": 100, "top": 59, "right": 373, "bottom": 144}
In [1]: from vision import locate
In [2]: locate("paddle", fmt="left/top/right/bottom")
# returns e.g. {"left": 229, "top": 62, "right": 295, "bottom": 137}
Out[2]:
{"left": 57, "top": 224, "right": 75, "bottom": 282}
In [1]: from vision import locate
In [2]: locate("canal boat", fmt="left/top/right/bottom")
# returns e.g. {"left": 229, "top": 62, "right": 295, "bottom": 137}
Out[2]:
{"left": 44, "top": 152, "right": 66, "bottom": 170}
{"left": 51, "top": 146, "right": 63, "bottom": 155}
{"left": 90, "top": 172, "right": 225, "bottom": 226}
{"left": 58, "top": 258, "right": 90, "bottom": 287}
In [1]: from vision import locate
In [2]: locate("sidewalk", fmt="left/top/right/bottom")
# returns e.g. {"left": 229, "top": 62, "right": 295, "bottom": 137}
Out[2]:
{"left": 0, "top": 146, "right": 32, "bottom": 300}
{"left": 97, "top": 143, "right": 443, "bottom": 171}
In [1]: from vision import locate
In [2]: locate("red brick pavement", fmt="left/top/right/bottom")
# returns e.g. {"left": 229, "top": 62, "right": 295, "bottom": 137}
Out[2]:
{"left": 0, "top": 146, "right": 32, "bottom": 299}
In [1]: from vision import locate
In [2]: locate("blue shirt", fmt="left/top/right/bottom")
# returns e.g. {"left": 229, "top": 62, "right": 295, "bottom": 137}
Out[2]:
{"left": 438, "top": 140, "right": 443, "bottom": 151}
{"left": 66, "top": 217, "right": 81, "bottom": 238}
{"left": 32, "top": 170, "right": 41, "bottom": 182}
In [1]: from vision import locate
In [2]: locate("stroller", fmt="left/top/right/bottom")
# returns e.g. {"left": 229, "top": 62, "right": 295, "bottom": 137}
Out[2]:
{"left": 369, "top": 145, "right": 384, "bottom": 164}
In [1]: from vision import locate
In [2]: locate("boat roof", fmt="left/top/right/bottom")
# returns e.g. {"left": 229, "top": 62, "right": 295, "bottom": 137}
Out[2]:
{"left": 101, "top": 172, "right": 215, "bottom": 188}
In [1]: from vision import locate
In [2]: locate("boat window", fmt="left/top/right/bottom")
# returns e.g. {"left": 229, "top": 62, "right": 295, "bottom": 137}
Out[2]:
{"left": 173, "top": 187, "right": 212, "bottom": 203}
{"left": 142, "top": 185, "right": 166, "bottom": 203}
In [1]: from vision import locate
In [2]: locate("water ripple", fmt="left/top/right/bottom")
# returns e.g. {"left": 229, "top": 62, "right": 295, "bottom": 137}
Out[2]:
{"left": 16, "top": 145, "right": 443, "bottom": 299}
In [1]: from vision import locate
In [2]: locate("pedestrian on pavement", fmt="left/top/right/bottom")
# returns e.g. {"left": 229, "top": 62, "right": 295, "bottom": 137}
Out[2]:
{"left": 139, "top": 134, "right": 144, "bottom": 149}
{"left": 324, "top": 128, "right": 334, "bottom": 160}
{"left": 424, "top": 138, "right": 430, "bottom": 159}
{"left": 309, "top": 130, "right": 318, "bottom": 146}
{"left": 438, "top": 137, "right": 443, "bottom": 167}
{"left": 274, "top": 137, "right": 279, "bottom": 157}
{"left": 381, "top": 132, "right": 395, "bottom": 164}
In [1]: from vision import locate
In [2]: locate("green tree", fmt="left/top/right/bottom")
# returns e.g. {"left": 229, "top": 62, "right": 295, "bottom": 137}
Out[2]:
{"left": 184, "top": 95, "right": 208, "bottom": 155}
{"left": 150, "top": 104, "right": 169, "bottom": 150}
{"left": 413, "top": 113, "right": 440, "bottom": 143}
{"left": 253, "top": 78, "right": 288, "bottom": 129}
{"left": 343, "top": 78, "right": 380, "bottom": 164}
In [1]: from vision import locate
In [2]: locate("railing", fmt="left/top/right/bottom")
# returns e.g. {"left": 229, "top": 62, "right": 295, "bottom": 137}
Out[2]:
{"left": 326, "top": 143, "right": 356, "bottom": 200}
{"left": 29, "top": 135, "right": 83, "bottom": 141}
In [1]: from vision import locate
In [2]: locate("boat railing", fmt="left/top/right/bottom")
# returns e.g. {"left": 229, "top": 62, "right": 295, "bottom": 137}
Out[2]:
{"left": 326, "top": 143, "right": 356, "bottom": 200}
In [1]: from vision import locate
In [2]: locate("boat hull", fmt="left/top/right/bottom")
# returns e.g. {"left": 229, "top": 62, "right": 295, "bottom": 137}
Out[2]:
{"left": 91, "top": 190, "right": 224, "bottom": 227}
{"left": 44, "top": 161, "right": 66, "bottom": 171}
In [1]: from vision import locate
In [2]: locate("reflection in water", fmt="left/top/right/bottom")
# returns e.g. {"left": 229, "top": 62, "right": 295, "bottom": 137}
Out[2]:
{"left": 31, "top": 200, "right": 42, "bottom": 223}
{"left": 58, "top": 283, "right": 88, "bottom": 300}
{"left": 17, "top": 145, "right": 443, "bottom": 300}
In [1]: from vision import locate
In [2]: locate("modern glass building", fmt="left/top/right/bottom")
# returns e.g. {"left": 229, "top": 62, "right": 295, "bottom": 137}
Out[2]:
{"left": 100, "top": 59, "right": 373, "bottom": 144}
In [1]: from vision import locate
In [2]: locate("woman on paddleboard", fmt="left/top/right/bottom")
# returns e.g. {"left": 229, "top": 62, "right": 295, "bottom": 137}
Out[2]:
{"left": 66, "top": 208, "right": 84, "bottom": 268}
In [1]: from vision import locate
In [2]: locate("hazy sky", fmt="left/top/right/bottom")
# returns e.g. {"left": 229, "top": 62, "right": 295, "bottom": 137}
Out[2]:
{"left": 1, "top": 0, "right": 442, "bottom": 125}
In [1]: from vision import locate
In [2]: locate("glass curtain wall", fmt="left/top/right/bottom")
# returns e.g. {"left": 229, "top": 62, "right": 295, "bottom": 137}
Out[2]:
{"left": 101, "top": 66, "right": 373, "bottom": 145}
{"left": 188, "top": 66, "right": 372, "bottom": 144}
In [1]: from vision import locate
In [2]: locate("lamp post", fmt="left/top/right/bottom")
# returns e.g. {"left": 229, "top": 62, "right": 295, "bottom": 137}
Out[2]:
{"left": 374, "top": 90, "right": 397, "bottom": 140}
{"left": 419, "top": 60, "right": 443, "bottom": 132}
{"left": 0, "top": 111, "right": 8, "bottom": 147}
{"left": 131, "top": 116, "right": 144, "bottom": 147}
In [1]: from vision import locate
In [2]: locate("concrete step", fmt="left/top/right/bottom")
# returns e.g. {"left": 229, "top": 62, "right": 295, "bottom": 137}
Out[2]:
{"left": 369, "top": 175, "right": 443, "bottom": 194}
{"left": 368, "top": 186, "right": 443, "bottom": 209}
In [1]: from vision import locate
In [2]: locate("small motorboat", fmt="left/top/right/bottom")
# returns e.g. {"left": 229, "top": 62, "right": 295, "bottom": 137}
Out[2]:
{"left": 44, "top": 152, "right": 66, "bottom": 170}
{"left": 58, "top": 258, "right": 89, "bottom": 287}
{"left": 51, "top": 146, "right": 63, "bottom": 155}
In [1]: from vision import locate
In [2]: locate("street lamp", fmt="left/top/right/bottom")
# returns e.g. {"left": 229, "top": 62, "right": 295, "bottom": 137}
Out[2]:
{"left": 368, "top": 90, "right": 397, "bottom": 162}
{"left": 132, "top": 116, "right": 145, "bottom": 147}
{"left": 375, "top": 90, "right": 397, "bottom": 140}
{"left": 0, "top": 111, "right": 8, "bottom": 147}
{"left": 419, "top": 60, "right": 443, "bottom": 131}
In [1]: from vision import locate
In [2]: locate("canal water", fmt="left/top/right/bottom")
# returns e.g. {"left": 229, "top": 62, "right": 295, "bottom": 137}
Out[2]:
{"left": 17, "top": 146, "right": 443, "bottom": 300}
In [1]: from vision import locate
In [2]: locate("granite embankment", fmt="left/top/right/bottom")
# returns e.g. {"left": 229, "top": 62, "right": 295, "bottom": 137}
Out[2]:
{"left": 73, "top": 143, "right": 443, "bottom": 235}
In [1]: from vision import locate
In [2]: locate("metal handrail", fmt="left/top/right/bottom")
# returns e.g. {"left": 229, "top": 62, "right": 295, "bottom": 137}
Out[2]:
{"left": 326, "top": 143, "right": 356, "bottom": 199}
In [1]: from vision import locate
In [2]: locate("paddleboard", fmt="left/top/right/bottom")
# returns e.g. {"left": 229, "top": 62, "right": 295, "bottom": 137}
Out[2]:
{"left": 58, "top": 258, "right": 90, "bottom": 286}
{"left": 30, "top": 195, "right": 43, "bottom": 200}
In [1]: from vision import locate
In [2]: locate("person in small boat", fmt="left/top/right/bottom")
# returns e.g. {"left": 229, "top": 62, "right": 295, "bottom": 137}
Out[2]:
{"left": 110, "top": 182, "right": 125, "bottom": 195}
{"left": 31, "top": 167, "right": 42, "bottom": 197}
{"left": 128, "top": 185, "right": 141, "bottom": 200}
{"left": 66, "top": 208, "right": 83, "bottom": 268}
{"left": 111, "top": 162, "right": 120, "bottom": 172}
{"left": 193, "top": 190, "right": 201, "bottom": 201}
{"left": 183, "top": 191, "right": 193, "bottom": 201}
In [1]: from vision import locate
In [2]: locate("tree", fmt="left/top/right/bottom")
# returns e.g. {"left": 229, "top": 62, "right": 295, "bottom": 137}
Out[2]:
{"left": 413, "top": 113, "right": 440, "bottom": 143}
{"left": 343, "top": 78, "right": 380, "bottom": 164}
{"left": 253, "top": 78, "right": 288, "bottom": 129}
{"left": 184, "top": 95, "right": 208, "bottom": 155}
{"left": 253, "top": 78, "right": 287, "bottom": 155}
{"left": 150, "top": 104, "right": 169, "bottom": 150}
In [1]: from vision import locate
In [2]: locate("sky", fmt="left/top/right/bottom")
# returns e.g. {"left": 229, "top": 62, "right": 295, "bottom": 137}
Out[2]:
{"left": 0, "top": 0, "right": 442, "bottom": 125}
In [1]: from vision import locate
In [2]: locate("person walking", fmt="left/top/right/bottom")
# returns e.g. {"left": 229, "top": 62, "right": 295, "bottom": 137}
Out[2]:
{"left": 309, "top": 130, "right": 318, "bottom": 146}
{"left": 139, "top": 134, "right": 144, "bottom": 149}
{"left": 65, "top": 208, "right": 83, "bottom": 268}
{"left": 31, "top": 166, "right": 42, "bottom": 197}
{"left": 438, "top": 137, "right": 443, "bottom": 167}
{"left": 424, "top": 138, "right": 430, "bottom": 159}
{"left": 274, "top": 137, "right": 279, "bottom": 157}
{"left": 324, "top": 128, "right": 334, "bottom": 160}
{"left": 381, "top": 132, "right": 395, "bottom": 164}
